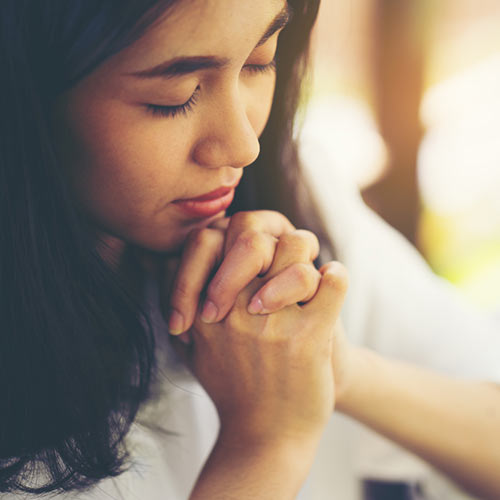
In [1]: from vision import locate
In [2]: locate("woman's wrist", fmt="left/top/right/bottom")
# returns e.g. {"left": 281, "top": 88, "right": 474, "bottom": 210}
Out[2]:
{"left": 215, "top": 430, "right": 322, "bottom": 482}
{"left": 191, "top": 429, "right": 323, "bottom": 499}
{"left": 216, "top": 424, "right": 324, "bottom": 455}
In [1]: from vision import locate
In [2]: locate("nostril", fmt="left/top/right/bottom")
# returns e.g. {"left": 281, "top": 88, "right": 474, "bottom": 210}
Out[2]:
{"left": 192, "top": 123, "right": 260, "bottom": 169}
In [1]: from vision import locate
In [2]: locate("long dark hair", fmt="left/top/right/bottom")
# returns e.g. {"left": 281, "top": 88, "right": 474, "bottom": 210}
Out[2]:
{"left": 0, "top": 0, "right": 323, "bottom": 494}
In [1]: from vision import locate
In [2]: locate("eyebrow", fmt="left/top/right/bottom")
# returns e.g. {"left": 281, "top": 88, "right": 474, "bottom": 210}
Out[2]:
{"left": 256, "top": 2, "right": 292, "bottom": 48}
{"left": 130, "top": 3, "right": 292, "bottom": 80}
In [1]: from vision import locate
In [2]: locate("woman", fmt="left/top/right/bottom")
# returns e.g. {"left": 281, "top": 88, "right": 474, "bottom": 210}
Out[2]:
{"left": 1, "top": 1, "right": 499, "bottom": 499}
{"left": 1, "top": 0, "right": 346, "bottom": 498}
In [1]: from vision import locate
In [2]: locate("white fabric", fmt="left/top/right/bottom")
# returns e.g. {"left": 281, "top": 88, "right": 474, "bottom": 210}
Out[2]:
{"left": 299, "top": 132, "right": 500, "bottom": 500}
{"left": 299, "top": 133, "right": 500, "bottom": 380}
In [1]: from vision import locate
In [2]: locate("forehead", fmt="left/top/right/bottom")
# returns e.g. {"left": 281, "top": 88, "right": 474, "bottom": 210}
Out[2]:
{"left": 112, "top": 0, "right": 286, "bottom": 71}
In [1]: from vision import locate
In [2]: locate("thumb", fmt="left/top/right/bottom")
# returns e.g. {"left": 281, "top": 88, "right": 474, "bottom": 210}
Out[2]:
{"left": 301, "top": 261, "right": 348, "bottom": 324}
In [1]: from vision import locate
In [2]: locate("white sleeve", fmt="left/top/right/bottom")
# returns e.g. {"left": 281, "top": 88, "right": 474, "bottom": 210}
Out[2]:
{"left": 300, "top": 135, "right": 500, "bottom": 382}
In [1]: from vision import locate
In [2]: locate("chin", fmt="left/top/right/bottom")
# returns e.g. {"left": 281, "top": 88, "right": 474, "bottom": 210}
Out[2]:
{"left": 115, "top": 211, "right": 227, "bottom": 258}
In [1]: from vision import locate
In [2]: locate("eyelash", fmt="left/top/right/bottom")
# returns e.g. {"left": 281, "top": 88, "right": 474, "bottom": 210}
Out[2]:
{"left": 243, "top": 59, "right": 277, "bottom": 75}
{"left": 147, "top": 86, "right": 201, "bottom": 118}
{"left": 146, "top": 59, "right": 277, "bottom": 119}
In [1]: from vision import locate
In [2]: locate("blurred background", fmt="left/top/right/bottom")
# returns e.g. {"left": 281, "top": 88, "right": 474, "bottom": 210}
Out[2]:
{"left": 308, "top": 0, "right": 500, "bottom": 311}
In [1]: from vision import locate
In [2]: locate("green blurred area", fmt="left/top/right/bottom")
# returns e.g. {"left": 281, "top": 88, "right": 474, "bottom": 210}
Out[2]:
{"left": 419, "top": 208, "right": 500, "bottom": 310}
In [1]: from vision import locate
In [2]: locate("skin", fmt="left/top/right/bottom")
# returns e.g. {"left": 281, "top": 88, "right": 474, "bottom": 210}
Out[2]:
{"left": 54, "top": 0, "right": 349, "bottom": 497}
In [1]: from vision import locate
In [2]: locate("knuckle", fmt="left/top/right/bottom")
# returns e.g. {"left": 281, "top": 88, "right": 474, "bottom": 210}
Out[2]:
{"left": 278, "top": 231, "right": 310, "bottom": 256}
{"left": 265, "top": 210, "right": 295, "bottom": 230}
{"left": 209, "top": 216, "right": 230, "bottom": 230}
{"left": 187, "top": 227, "right": 219, "bottom": 248}
{"left": 322, "top": 262, "right": 349, "bottom": 292}
{"left": 289, "top": 230, "right": 320, "bottom": 256}
{"left": 277, "top": 232, "right": 296, "bottom": 249}
{"left": 230, "top": 211, "right": 261, "bottom": 230}
{"left": 297, "top": 229, "right": 320, "bottom": 250}
{"left": 294, "top": 228, "right": 318, "bottom": 242}
{"left": 289, "top": 262, "right": 314, "bottom": 288}
{"left": 235, "top": 229, "right": 267, "bottom": 253}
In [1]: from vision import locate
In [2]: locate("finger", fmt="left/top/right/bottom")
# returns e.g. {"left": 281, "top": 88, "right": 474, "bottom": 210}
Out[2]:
{"left": 223, "top": 211, "right": 295, "bottom": 254}
{"left": 301, "top": 261, "right": 348, "bottom": 324}
{"left": 247, "top": 263, "right": 321, "bottom": 314}
{"left": 208, "top": 216, "right": 231, "bottom": 231}
{"left": 159, "top": 256, "right": 181, "bottom": 318}
{"left": 200, "top": 230, "right": 278, "bottom": 323}
{"left": 165, "top": 228, "right": 224, "bottom": 334}
{"left": 265, "top": 230, "right": 320, "bottom": 279}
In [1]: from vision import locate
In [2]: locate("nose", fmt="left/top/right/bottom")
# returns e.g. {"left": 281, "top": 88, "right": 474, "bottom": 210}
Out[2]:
{"left": 193, "top": 87, "right": 261, "bottom": 169}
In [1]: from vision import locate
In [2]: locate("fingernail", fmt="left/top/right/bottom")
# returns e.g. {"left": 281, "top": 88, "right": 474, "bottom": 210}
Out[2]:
{"left": 168, "top": 309, "right": 184, "bottom": 335}
{"left": 201, "top": 300, "right": 218, "bottom": 323}
{"left": 248, "top": 296, "right": 264, "bottom": 314}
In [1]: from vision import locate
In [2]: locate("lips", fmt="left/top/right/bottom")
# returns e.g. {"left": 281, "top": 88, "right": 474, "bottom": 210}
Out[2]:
{"left": 172, "top": 182, "right": 239, "bottom": 218}
{"left": 183, "top": 185, "right": 235, "bottom": 202}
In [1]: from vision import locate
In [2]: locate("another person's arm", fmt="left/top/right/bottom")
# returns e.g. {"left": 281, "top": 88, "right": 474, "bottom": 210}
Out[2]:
{"left": 334, "top": 336, "right": 500, "bottom": 500}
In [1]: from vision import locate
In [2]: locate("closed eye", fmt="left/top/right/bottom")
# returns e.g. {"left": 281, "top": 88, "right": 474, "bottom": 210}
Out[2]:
{"left": 243, "top": 59, "right": 277, "bottom": 75}
{"left": 145, "top": 58, "right": 276, "bottom": 119}
{"left": 146, "top": 86, "right": 200, "bottom": 118}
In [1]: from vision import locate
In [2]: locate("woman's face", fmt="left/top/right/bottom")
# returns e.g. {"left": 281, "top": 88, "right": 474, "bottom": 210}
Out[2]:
{"left": 55, "top": 0, "right": 289, "bottom": 253}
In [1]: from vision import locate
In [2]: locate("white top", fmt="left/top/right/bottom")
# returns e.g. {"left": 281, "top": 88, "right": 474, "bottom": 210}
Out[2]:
{"left": 3, "top": 137, "right": 499, "bottom": 500}
{"left": 299, "top": 133, "right": 500, "bottom": 500}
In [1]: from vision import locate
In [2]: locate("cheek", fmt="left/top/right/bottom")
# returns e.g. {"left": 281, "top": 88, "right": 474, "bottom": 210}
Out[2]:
{"left": 59, "top": 99, "right": 186, "bottom": 204}
{"left": 54, "top": 96, "right": 198, "bottom": 247}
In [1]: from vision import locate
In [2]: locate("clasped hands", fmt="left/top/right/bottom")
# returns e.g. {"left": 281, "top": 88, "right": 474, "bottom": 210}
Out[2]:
{"left": 160, "top": 210, "right": 349, "bottom": 444}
